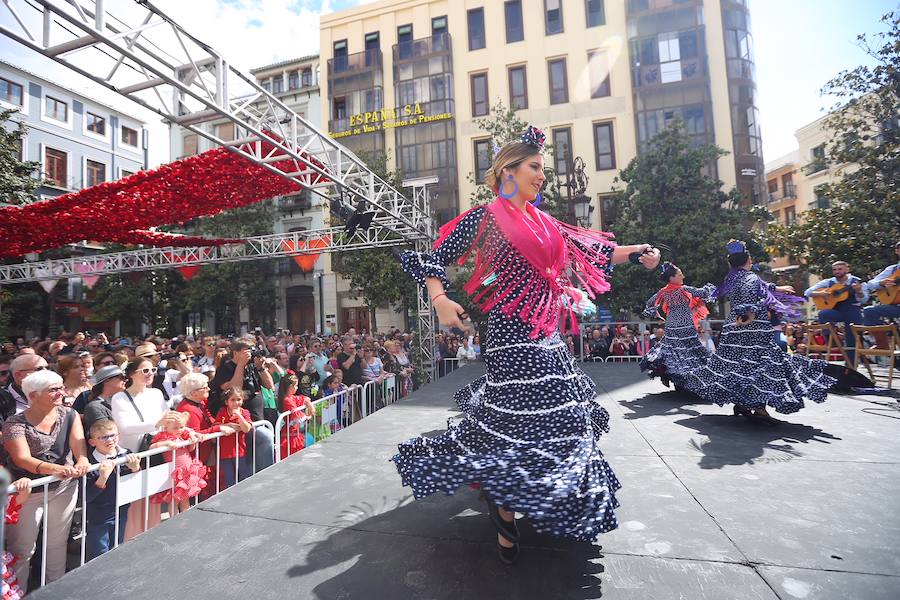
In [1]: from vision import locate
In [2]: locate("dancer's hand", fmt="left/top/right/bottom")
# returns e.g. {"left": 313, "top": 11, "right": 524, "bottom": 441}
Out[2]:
{"left": 775, "top": 285, "right": 795, "bottom": 294}
{"left": 639, "top": 246, "right": 660, "bottom": 270}
{"left": 434, "top": 296, "right": 471, "bottom": 334}
{"left": 735, "top": 313, "right": 756, "bottom": 326}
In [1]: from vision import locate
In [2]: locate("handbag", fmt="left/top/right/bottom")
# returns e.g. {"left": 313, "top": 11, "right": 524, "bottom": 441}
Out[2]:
{"left": 125, "top": 391, "right": 165, "bottom": 467}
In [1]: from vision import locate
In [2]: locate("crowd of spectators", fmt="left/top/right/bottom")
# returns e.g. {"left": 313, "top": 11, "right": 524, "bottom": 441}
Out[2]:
{"left": 0, "top": 326, "right": 433, "bottom": 593}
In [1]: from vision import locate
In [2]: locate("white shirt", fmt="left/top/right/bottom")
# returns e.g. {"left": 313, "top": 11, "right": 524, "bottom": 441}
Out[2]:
{"left": 110, "top": 387, "right": 167, "bottom": 452}
{"left": 456, "top": 342, "right": 476, "bottom": 365}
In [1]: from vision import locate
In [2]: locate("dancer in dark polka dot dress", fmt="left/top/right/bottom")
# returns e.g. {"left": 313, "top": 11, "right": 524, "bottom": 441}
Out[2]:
{"left": 679, "top": 240, "right": 836, "bottom": 418}
{"left": 640, "top": 262, "right": 716, "bottom": 389}
{"left": 391, "top": 127, "right": 661, "bottom": 564}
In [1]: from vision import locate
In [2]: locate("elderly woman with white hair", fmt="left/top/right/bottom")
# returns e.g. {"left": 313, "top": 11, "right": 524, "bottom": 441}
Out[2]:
{"left": 174, "top": 372, "right": 237, "bottom": 466}
{"left": 2, "top": 369, "right": 90, "bottom": 593}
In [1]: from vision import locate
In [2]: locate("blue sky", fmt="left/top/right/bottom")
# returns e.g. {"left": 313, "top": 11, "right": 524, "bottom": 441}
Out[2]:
{"left": 1, "top": 0, "right": 894, "bottom": 167}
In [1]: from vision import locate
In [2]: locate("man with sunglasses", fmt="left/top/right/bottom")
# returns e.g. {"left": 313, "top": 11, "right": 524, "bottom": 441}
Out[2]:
{"left": 0, "top": 354, "right": 49, "bottom": 422}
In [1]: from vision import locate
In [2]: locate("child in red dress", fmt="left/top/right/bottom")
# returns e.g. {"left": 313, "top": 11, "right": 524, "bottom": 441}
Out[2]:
{"left": 213, "top": 387, "right": 253, "bottom": 489}
{"left": 2, "top": 475, "right": 31, "bottom": 600}
{"left": 149, "top": 411, "right": 208, "bottom": 515}
{"left": 276, "top": 374, "right": 315, "bottom": 458}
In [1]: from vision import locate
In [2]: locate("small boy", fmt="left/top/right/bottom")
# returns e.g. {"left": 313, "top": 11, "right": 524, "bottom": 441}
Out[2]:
{"left": 85, "top": 419, "right": 141, "bottom": 560}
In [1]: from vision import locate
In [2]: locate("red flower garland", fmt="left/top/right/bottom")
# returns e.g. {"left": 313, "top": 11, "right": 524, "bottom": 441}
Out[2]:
{"left": 0, "top": 138, "right": 329, "bottom": 259}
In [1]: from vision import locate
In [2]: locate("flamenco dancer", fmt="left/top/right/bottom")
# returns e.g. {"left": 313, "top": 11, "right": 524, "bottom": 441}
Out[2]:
{"left": 391, "top": 126, "right": 661, "bottom": 564}
{"left": 640, "top": 262, "right": 716, "bottom": 389}
{"left": 679, "top": 240, "right": 836, "bottom": 418}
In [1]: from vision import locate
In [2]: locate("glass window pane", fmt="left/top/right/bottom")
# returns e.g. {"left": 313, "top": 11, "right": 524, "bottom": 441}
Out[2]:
{"left": 545, "top": 0, "right": 564, "bottom": 35}
{"left": 589, "top": 51, "right": 610, "bottom": 98}
{"left": 509, "top": 66, "right": 528, "bottom": 110}
{"left": 505, "top": 1, "right": 524, "bottom": 43}
{"left": 468, "top": 8, "right": 485, "bottom": 50}
{"left": 471, "top": 73, "right": 488, "bottom": 116}
{"left": 586, "top": 0, "right": 605, "bottom": 27}
{"left": 548, "top": 59, "right": 568, "bottom": 104}
{"left": 594, "top": 123, "right": 615, "bottom": 170}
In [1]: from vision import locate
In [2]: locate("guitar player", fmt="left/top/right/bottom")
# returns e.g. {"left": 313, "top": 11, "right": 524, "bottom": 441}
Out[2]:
{"left": 804, "top": 260, "right": 868, "bottom": 362}
{"left": 863, "top": 241, "right": 900, "bottom": 348}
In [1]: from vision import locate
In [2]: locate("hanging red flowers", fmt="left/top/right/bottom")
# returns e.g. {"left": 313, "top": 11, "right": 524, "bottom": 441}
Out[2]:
{"left": 0, "top": 137, "right": 329, "bottom": 259}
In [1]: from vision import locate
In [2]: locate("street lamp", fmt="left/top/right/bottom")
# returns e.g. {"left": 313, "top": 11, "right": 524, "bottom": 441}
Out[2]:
{"left": 557, "top": 150, "right": 594, "bottom": 228}
{"left": 573, "top": 193, "right": 594, "bottom": 228}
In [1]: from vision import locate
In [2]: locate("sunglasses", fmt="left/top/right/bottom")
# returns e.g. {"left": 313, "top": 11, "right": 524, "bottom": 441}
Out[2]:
{"left": 98, "top": 433, "right": 119, "bottom": 442}
{"left": 139, "top": 367, "right": 158, "bottom": 375}
{"left": 206, "top": 342, "right": 215, "bottom": 347}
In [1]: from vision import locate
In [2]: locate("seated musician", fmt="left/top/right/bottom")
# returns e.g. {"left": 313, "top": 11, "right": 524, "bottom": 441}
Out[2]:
{"left": 804, "top": 260, "right": 868, "bottom": 361}
{"left": 862, "top": 241, "right": 900, "bottom": 349}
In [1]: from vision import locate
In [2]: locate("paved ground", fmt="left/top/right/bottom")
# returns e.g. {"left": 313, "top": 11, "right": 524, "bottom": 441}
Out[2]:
{"left": 32, "top": 363, "right": 900, "bottom": 600}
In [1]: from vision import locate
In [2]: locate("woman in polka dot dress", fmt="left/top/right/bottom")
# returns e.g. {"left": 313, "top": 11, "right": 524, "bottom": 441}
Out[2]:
{"left": 640, "top": 262, "right": 716, "bottom": 388}
{"left": 391, "top": 127, "right": 661, "bottom": 564}
{"left": 678, "top": 241, "right": 836, "bottom": 417}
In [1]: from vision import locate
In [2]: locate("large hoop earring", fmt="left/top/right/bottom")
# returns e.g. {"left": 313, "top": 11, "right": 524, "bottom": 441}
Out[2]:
{"left": 531, "top": 193, "right": 542, "bottom": 207}
{"left": 498, "top": 174, "right": 518, "bottom": 200}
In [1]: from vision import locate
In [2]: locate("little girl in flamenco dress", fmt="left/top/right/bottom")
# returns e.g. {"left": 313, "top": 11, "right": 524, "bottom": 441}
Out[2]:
{"left": 2, "top": 477, "right": 31, "bottom": 600}
{"left": 149, "top": 411, "right": 209, "bottom": 515}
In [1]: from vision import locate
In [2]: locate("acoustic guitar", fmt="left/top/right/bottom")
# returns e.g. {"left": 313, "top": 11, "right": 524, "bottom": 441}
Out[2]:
{"left": 874, "top": 270, "right": 900, "bottom": 305}
{"left": 811, "top": 283, "right": 858, "bottom": 311}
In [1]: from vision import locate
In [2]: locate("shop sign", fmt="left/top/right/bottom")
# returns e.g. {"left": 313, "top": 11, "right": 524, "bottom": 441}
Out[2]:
{"left": 330, "top": 102, "right": 452, "bottom": 139}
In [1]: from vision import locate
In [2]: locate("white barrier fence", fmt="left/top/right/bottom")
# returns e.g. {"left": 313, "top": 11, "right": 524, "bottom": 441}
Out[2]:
{"left": 2, "top": 376, "right": 406, "bottom": 591}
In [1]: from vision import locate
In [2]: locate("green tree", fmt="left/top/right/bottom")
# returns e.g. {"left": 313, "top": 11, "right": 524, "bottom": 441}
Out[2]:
{"left": 0, "top": 108, "right": 42, "bottom": 206}
{"left": 608, "top": 121, "right": 767, "bottom": 315}
{"left": 765, "top": 10, "right": 900, "bottom": 277}
{"left": 331, "top": 151, "right": 418, "bottom": 332}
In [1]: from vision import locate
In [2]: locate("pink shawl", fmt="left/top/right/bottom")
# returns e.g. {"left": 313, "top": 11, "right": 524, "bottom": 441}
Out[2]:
{"left": 434, "top": 198, "right": 616, "bottom": 338}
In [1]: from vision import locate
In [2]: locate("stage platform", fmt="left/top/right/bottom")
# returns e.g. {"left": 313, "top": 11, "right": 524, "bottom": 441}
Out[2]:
{"left": 32, "top": 363, "right": 900, "bottom": 600}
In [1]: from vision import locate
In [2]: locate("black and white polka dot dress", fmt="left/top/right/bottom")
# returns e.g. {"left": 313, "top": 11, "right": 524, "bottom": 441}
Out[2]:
{"left": 393, "top": 207, "right": 620, "bottom": 542}
{"left": 678, "top": 269, "right": 835, "bottom": 413}
{"left": 639, "top": 284, "right": 716, "bottom": 384}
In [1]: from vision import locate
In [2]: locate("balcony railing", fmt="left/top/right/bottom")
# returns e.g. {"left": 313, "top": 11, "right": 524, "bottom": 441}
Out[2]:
{"left": 803, "top": 159, "right": 826, "bottom": 175}
{"left": 393, "top": 33, "right": 452, "bottom": 62}
{"left": 767, "top": 183, "right": 797, "bottom": 203}
{"left": 327, "top": 49, "right": 382, "bottom": 77}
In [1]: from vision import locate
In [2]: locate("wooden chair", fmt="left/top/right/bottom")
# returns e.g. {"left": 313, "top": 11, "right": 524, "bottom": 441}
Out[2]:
{"left": 850, "top": 324, "right": 900, "bottom": 389}
{"left": 801, "top": 323, "right": 851, "bottom": 365}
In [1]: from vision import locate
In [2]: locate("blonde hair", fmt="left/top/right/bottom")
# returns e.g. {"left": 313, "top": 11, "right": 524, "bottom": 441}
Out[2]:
{"left": 156, "top": 410, "right": 188, "bottom": 429}
{"left": 484, "top": 141, "right": 543, "bottom": 194}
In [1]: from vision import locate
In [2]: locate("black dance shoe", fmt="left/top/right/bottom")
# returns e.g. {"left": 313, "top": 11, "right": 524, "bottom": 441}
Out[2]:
{"left": 487, "top": 501, "right": 519, "bottom": 543}
{"left": 733, "top": 405, "right": 751, "bottom": 417}
{"left": 497, "top": 541, "right": 520, "bottom": 565}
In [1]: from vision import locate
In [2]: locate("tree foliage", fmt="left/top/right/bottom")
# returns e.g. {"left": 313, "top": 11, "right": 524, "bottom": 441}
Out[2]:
{"left": 765, "top": 10, "right": 900, "bottom": 278}
{"left": 0, "top": 108, "right": 42, "bottom": 206}
{"left": 608, "top": 121, "right": 767, "bottom": 315}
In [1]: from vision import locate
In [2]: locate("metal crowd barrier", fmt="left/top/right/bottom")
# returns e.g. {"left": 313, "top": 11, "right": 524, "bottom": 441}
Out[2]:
{"left": 2, "top": 420, "right": 274, "bottom": 589}
{"left": 578, "top": 320, "right": 727, "bottom": 362}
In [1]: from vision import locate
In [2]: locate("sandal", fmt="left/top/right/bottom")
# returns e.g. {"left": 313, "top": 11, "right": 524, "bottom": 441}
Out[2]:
{"left": 497, "top": 540, "right": 520, "bottom": 565}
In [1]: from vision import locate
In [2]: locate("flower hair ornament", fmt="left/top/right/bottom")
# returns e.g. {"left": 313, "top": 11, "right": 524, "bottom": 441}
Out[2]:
{"left": 520, "top": 125, "right": 546, "bottom": 149}
{"left": 726, "top": 239, "right": 748, "bottom": 255}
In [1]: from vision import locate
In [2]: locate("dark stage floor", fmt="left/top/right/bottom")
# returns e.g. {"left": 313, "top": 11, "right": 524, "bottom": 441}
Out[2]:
{"left": 31, "top": 363, "right": 900, "bottom": 600}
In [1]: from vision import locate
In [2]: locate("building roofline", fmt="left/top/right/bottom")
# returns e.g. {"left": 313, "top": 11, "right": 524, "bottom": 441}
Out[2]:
{"left": 0, "top": 59, "right": 148, "bottom": 124}
{"left": 250, "top": 54, "right": 320, "bottom": 75}
{"left": 322, "top": 0, "right": 433, "bottom": 25}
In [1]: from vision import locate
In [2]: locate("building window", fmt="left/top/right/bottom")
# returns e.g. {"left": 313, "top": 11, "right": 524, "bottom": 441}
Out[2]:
{"left": 508, "top": 65, "right": 528, "bottom": 110}
{"left": 215, "top": 122, "right": 235, "bottom": 141}
{"left": 432, "top": 16, "right": 447, "bottom": 34}
{"left": 658, "top": 32, "right": 681, "bottom": 83}
{"left": 45, "top": 147, "right": 67, "bottom": 188}
{"left": 586, "top": 0, "right": 605, "bottom": 27}
{"left": 784, "top": 206, "right": 796, "bottom": 225}
{"left": 474, "top": 138, "right": 492, "bottom": 184}
{"left": 598, "top": 193, "right": 618, "bottom": 230}
{"left": 767, "top": 179, "right": 778, "bottom": 194}
{"left": 261, "top": 80, "right": 271, "bottom": 92}
{"left": 593, "top": 122, "right": 615, "bottom": 170}
{"left": 811, "top": 144, "right": 826, "bottom": 161}
{"left": 301, "top": 68, "right": 312, "bottom": 87}
{"left": 588, "top": 50, "right": 611, "bottom": 98}
{"left": 121, "top": 125, "right": 139, "bottom": 147}
{"left": 397, "top": 24, "right": 413, "bottom": 60}
{"left": 183, "top": 133, "right": 198, "bottom": 156}
{"left": 547, "top": 58, "right": 568, "bottom": 105}
{"left": 86, "top": 160, "right": 106, "bottom": 187}
{"left": 1, "top": 77, "right": 23, "bottom": 106}
{"left": 333, "top": 39, "right": 348, "bottom": 73}
{"left": 468, "top": 8, "right": 485, "bottom": 51}
{"left": 333, "top": 97, "right": 347, "bottom": 119}
{"left": 772, "top": 210, "right": 781, "bottom": 223}
{"left": 471, "top": 72, "right": 489, "bottom": 117}
{"left": 45, "top": 95, "right": 67, "bottom": 122}
{"left": 544, "top": 0, "right": 564, "bottom": 35}
{"left": 365, "top": 32, "right": 380, "bottom": 66}
{"left": 814, "top": 187, "right": 830, "bottom": 209}
{"left": 272, "top": 77, "right": 283, "bottom": 94}
{"left": 288, "top": 71, "right": 299, "bottom": 89}
{"left": 505, "top": 1, "right": 524, "bottom": 43}
{"left": 552, "top": 127, "right": 572, "bottom": 176}
{"left": 121, "top": 169, "right": 135, "bottom": 179}
{"left": 85, "top": 111, "right": 106, "bottom": 136}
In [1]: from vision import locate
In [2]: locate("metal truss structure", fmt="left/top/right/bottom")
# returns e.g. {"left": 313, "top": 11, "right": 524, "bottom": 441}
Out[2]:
{"left": 0, "top": 0, "right": 440, "bottom": 381}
